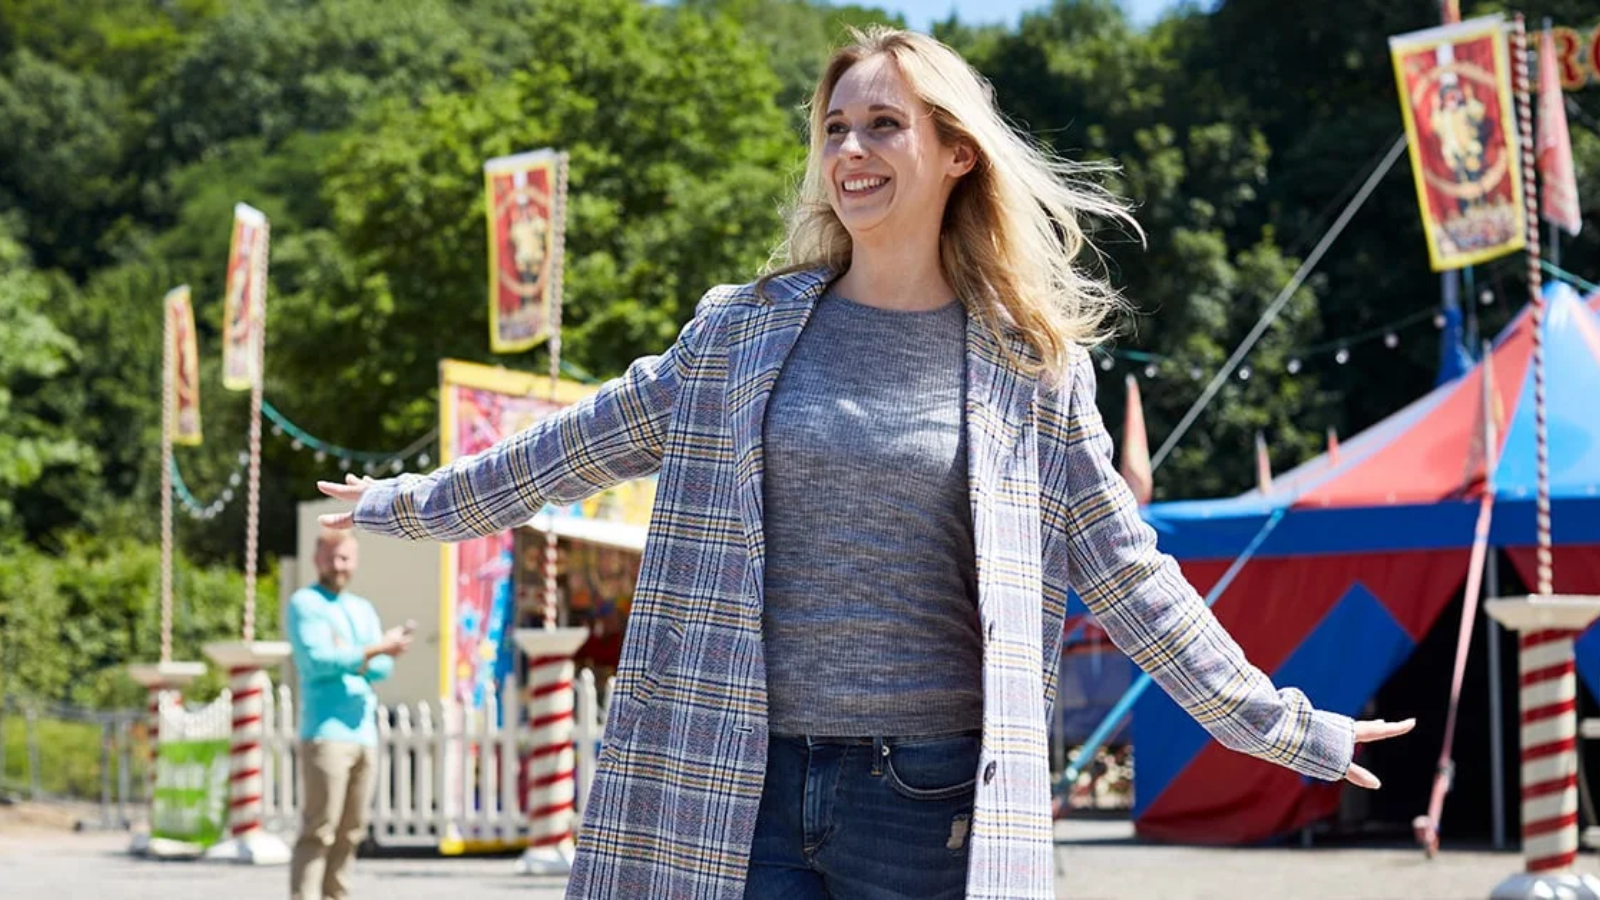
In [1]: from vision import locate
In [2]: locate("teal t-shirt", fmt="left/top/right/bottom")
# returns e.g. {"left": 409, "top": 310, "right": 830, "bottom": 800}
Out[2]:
{"left": 287, "top": 584, "right": 393, "bottom": 746}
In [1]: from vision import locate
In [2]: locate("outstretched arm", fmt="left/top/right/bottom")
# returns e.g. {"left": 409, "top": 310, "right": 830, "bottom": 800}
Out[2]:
{"left": 1038, "top": 351, "right": 1403, "bottom": 785}
{"left": 320, "top": 296, "right": 719, "bottom": 542}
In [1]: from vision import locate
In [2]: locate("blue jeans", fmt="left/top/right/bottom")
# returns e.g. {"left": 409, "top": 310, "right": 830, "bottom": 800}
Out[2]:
{"left": 744, "top": 731, "right": 980, "bottom": 899}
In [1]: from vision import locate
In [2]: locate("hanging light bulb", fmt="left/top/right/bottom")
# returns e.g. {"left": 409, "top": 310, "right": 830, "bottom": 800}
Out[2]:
{"left": 1384, "top": 333, "right": 1399, "bottom": 349}
{"left": 1433, "top": 313, "right": 1447, "bottom": 329}
{"left": 271, "top": 425, "right": 283, "bottom": 438}
{"left": 291, "top": 439, "right": 304, "bottom": 451}
{"left": 363, "top": 461, "right": 376, "bottom": 475}
{"left": 229, "top": 472, "right": 242, "bottom": 487}
{"left": 1336, "top": 348, "right": 1351, "bottom": 365}
{"left": 1189, "top": 366, "right": 1203, "bottom": 381}
{"left": 1286, "top": 358, "right": 1302, "bottom": 375}
{"left": 221, "top": 489, "right": 234, "bottom": 503}
{"left": 390, "top": 459, "right": 404, "bottom": 474}
{"left": 1480, "top": 288, "right": 1494, "bottom": 306}
{"left": 1099, "top": 356, "right": 1114, "bottom": 371}
{"left": 237, "top": 451, "right": 249, "bottom": 466}
{"left": 1143, "top": 363, "right": 1158, "bottom": 379}
{"left": 1238, "top": 365, "right": 1252, "bottom": 381}
{"left": 314, "top": 450, "right": 326, "bottom": 463}
{"left": 339, "top": 457, "right": 351, "bottom": 470}
{"left": 417, "top": 453, "right": 431, "bottom": 468}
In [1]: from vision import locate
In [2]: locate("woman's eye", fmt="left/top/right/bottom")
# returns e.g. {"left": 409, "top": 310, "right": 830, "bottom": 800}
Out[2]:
{"left": 825, "top": 122, "right": 848, "bottom": 136}
{"left": 872, "top": 116, "right": 900, "bottom": 129}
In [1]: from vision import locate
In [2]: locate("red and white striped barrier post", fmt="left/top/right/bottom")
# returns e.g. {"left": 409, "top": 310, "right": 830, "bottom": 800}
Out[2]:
{"left": 1483, "top": 17, "right": 1600, "bottom": 900}
{"left": 202, "top": 640, "right": 292, "bottom": 865}
{"left": 125, "top": 661, "right": 206, "bottom": 854}
{"left": 512, "top": 627, "right": 589, "bottom": 876}
{"left": 1485, "top": 597, "right": 1600, "bottom": 898}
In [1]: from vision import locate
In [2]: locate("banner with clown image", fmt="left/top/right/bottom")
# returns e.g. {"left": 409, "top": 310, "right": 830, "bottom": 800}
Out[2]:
{"left": 1389, "top": 16, "right": 1525, "bottom": 271}
{"left": 483, "top": 150, "right": 567, "bottom": 354}
{"left": 166, "top": 285, "right": 202, "bottom": 446}
{"left": 221, "top": 203, "right": 268, "bottom": 390}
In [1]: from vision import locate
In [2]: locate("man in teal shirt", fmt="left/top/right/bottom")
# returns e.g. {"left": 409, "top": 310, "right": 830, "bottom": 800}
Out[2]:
{"left": 288, "top": 529, "right": 411, "bottom": 900}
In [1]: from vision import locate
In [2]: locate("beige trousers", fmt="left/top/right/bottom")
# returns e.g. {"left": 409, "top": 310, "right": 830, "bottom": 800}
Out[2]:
{"left": 290, "top": 740, "right": 377, "bottom": 900}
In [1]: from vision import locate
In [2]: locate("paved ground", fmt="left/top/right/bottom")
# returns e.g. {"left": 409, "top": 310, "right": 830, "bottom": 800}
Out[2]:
{"left": 4, "top": 812, "right": 1600, "bottom": 899}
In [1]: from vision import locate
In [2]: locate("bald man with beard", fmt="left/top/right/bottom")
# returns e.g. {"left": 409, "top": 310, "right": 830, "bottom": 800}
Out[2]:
{"left": 287, "top": 530, "right": 412, "bottom": 900}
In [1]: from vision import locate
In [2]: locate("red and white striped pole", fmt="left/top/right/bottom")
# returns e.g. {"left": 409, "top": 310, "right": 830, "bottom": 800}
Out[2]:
{"left": 513, "top": 627, "right": 588, "bottom": 876}
{"left": 1483, "top": 23, "right": 1600, "bottom": 898}
{"left": 226, "top": 665, "right": 269, "bottom": 842}
{"left": 202, "top": 641, "right": 291, "bottom": 864}
{"left": 1515, "top": 629, "right": 1582, "bottom": 871}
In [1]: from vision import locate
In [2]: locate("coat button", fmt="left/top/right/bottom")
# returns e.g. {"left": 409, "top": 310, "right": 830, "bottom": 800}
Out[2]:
{"left": 983, "top": 761, "right": 997, "bottom": 785}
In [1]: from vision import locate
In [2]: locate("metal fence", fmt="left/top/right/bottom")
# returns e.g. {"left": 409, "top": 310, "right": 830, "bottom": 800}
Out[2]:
{"left": 0, "top": 695, "right": 145, "bottom": 830}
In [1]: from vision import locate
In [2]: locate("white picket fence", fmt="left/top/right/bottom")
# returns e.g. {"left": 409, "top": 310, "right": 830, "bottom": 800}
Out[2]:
{"left": 167, "top": 668, "right": 614, "bottom": 849}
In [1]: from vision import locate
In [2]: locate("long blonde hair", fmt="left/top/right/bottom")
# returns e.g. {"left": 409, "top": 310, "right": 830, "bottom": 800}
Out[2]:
{"left": 763, "top": 26, "right": 1138, "bottom": 376}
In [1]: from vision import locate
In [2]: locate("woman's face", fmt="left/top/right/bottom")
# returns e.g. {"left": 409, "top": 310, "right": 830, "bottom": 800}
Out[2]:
{"left": 821, "top": 54, "right": 972, "bottom": 243}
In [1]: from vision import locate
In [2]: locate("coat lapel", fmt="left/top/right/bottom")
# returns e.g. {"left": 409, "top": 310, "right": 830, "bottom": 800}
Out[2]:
{"left": 965, "top": 313, "right": 1040, "bottom": 612}
{"left": 725, "top": 268, "right": 833, "bottom": 606}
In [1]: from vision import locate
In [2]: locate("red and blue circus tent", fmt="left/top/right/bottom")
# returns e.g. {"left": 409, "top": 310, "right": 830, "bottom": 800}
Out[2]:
{"left": 1089, "top": 282, "right": 1600, "bottom": 844}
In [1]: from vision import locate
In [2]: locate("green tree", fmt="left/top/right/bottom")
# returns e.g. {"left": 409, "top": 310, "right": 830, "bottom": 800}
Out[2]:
{"left": 271, "top": 0, "right": 797, "bottom": 460}
{"left": 679, "top": 0, "right": 907, "bottom": 127}
{"left": 0, "top": 220, "right": 93, "bottom": 538}
{"left": 947, "top": 0, "right": 1330, "bottom": 497}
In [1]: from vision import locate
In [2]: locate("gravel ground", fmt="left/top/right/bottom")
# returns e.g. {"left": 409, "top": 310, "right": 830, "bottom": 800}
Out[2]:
{"left": 2, "top": 808, "right": 1595, "bottom": 899}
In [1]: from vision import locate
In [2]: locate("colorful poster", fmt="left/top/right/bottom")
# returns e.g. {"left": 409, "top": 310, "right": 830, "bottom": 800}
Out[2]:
{"left": 1389, "top": 16, "right": 1525, "bottom": 271}
{"left": 221, "top": 203, "right": 268, "bottom": 390}
{"left": 437, "top": 360, "right": 593, "bottom": 710}
{"left": 150, "top": 738, "right": 230, "bottom": 847}
{"left": 484, "top": 150, "right": 565, "bottom": 354}
{"left": 166, "top": 285, "right": 202, "bottom": 446}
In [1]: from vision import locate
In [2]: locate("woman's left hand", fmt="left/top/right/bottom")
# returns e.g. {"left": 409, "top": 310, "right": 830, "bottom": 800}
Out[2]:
{"left": 1344, "top": 718, "right": 1417, "bottom": 789}
{"left": 315, "top": 473, "right": 375, "bottom": 529}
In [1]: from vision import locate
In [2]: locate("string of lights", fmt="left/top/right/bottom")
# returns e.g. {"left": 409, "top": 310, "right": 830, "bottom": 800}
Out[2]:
{"left": 263, "top": 399, "right": 437, "bottom": 474}
{"left": 1094, "top": 304, "right": 1446, "bottom": 382}
{"left": 172, "top": 400, "right": 438, "bottom": 519}
{"left": 171, "top": 452, "right": 247, "bottom": 521}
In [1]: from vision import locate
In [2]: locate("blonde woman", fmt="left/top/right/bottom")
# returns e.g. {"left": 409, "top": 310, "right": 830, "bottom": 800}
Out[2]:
{"left": 320, "top": 27, "right": 1413, "bottom": 899}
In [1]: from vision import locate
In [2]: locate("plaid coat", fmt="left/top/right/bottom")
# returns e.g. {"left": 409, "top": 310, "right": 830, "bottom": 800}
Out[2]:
{"left": 354, "top": 267, "right": 1355, "bottom": 898}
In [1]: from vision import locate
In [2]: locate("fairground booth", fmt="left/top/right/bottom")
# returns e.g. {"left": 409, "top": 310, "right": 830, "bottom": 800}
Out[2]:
{"left": 292, "top": 360, "right": 651, "bottom": 712}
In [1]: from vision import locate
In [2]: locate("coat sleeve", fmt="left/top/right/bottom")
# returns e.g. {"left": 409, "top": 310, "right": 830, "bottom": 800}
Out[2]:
{"left": 1036, "top": 350, "right": 1354, "bottom": 782}
{"left": 352, "top": 291, "right": 724, "bottom": 543}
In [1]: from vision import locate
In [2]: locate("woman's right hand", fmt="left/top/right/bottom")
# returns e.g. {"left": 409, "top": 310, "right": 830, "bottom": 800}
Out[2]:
{"left": 315, "top": 473, "right": 375, "bottom": 529}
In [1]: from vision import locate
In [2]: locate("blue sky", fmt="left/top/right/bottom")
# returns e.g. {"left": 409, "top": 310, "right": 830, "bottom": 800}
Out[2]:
{"left": 869, "top": 0, "right": 1180, "bottom": 31}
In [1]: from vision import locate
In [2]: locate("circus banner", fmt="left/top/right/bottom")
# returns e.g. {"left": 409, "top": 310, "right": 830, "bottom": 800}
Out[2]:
{"left": 483, "top": 150, "right": 566, "bottom": 354}
{"left": 1390, "top": 16, "right": 1525, "bottom": 271}
{"left": 166, "top": 286, "right": 202, "bottom": 446}
{"left": 221, "top": 203, "right": 268, "bottom": 390}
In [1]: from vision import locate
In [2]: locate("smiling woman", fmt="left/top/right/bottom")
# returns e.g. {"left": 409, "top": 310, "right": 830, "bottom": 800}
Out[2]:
{"left": 320, "top": 24, "right": 1412, "bottom": 900}
{"left": 767, "top": 27, "right": 1137, "bottom": 374}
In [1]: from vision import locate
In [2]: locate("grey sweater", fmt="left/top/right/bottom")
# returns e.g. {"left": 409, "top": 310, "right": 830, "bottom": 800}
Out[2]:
{"left": 760, "top": 290, "right": 982, "bottom": 736}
